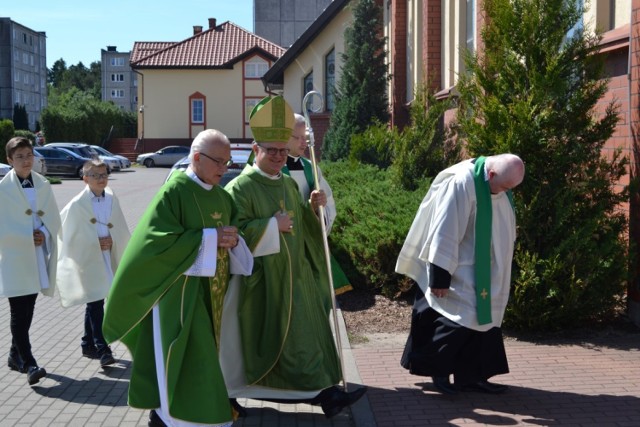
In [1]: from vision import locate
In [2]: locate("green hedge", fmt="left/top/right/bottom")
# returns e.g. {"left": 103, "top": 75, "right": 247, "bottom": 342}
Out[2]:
{"left": 322, "top": 160, "right": 430, "bottom": 297}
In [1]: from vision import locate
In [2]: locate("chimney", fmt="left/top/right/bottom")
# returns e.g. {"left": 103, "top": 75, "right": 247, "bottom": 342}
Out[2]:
{"left": 208, "top": 18, "right": 217, "bottom": 29}
{"left": 107, "top": 46, "right": 117, "bottom": 52}
{"left": 193, "top": 25, "right": 203, "bottom": 35}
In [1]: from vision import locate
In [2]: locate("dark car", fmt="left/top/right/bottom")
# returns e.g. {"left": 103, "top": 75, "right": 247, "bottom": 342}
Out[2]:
{"left": 46, "top": 142, "right": 99, "bottom": 159}
{"left": 34, "top": 147, "right": 91, "bottom": 179}
{"left": 164, "top": 144, "right": 252, "bottom": 186}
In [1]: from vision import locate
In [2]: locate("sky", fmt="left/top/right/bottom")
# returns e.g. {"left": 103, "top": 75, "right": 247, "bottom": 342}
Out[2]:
{"left": 3, "top": 0, "right": 254, "bottom": 69}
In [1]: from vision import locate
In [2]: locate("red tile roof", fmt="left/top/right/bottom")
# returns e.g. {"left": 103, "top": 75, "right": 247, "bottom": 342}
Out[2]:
{"left": 130, "top": 21, "right": 286, "bottom": 69}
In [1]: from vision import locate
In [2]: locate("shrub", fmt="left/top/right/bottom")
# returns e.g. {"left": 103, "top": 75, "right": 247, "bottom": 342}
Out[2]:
{"left": 14, "top": 130, "right": 35, "bottom": 144}
{"left": 322, "top": 160, "right": 430, "bottom": 297}
{"left": 348, "top": 121, "right": 396, "bottom": 169}
{"left": 0, "top": 120, "right": 15, "bottom": 162}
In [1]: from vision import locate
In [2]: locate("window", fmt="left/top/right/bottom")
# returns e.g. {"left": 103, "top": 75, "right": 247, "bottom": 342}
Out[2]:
{"left": 466, "top": 0, "right": 476, "bottom": 53}
{"left": 23, "top": 33, "right": 27, "bottom": 44}
{"left": 191, "top": 99, "right": 204, "bottom": 123}
{"left": 111, "top": 57, "right": 125, "bottom": 66}
{"left": 24, "top": 74, "right": 28, "bottom": 84}
{"left": 303, "top": 71, "right": 314, "bottom": 95}
{"left": 111, "top": 73, "right": 125, "bottom": 82}
{"left": 14, "top": 71, "right": 19, "bottom": 82}
{"left": 30, "top": 55, "right": 34, "bottom": 66}
{"left": 23, "top": 53, "right": 29, "bottom": 64}
{"left": 244, "top": 57, "right": 269, "bottom": 78}
{"left": 245, "top": 98, "right": 261, "bottom": 123}
{"left": 14, "top": 50, "right": 19, "bottom": 61}
{"left": 111, "top": 89, "right": 125, "bottom": 98}
{"left": 324, "top": 48, "right": 335, "bottom": 112}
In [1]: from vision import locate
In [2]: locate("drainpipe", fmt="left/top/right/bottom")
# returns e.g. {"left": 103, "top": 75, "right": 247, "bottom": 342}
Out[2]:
{"left": 133, "top": 69, "right": 144, "bottom": 153}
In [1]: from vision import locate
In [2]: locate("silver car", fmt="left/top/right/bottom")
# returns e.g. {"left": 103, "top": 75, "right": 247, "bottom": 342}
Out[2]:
{"left": 91, "top": 145, "right": 132, "bottom": 170}
{"left": 137, "top": 145, "right": 191, "bottom": 168}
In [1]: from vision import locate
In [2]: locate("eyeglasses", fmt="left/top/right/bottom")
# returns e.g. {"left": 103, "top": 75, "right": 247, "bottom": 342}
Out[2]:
{"left": 291, "top": 134, "right": 306, "bottom": 141}
{"left": 257, "top": 144, "right": 290, "bottom": 156}
{"left": 13, "top": 154, "right": 35, "bottom": 161}
{"left": 86, "top": 173, "right": 109, "bottom": 180}
{"left": 198, "top": 151, "right": 233, "bottom": 167}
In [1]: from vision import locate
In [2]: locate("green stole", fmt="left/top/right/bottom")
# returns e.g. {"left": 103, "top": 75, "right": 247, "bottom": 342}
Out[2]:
{"left": 472, "top": 157, "right": 515, "bottom": 325}
{"left": 473, "top": 157, "right": 493, "bottom": 325}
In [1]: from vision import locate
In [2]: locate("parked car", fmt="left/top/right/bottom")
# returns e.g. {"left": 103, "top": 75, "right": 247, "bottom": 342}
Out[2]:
{"left": 164, "top": 143, "right": 253, "bottom": 185}
{"left": 137, "top": 145, "right": 191, "bottom": 168}
{"left": 91, "top": 145, "right": 131, "bottom": 169}
{"left": 32, "top": 149, "right": 47, "bottom": 175}
{"left": 46, "top": 142, "right": 117, "bottom": 173}
{"left": 34, "top": 147, "right": 91, "bottom": 179}
{"left": 0, "top": 162, "right": 11, "bottom": 178}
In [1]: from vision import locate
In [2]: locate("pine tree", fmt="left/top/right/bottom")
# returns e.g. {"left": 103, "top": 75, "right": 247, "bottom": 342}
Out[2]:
{"left": 322, "top": 0, "right": 388, "bottom": 161}
{"left": 12, "top": 104, "right": 29, "bottom": 131}
{"left": 456, "top": 0, "right": 629, "bottom": 330}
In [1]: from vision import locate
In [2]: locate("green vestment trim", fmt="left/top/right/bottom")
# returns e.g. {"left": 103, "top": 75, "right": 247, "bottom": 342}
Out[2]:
{"left": 473, "top": 157, "right": 492, "bottom": 325}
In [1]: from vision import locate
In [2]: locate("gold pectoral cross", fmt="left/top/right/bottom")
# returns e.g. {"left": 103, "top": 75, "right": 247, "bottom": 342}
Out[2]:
{"left": 280, "top": 200, "right": 295, "bottom": 236}
{"left": 480, "top": 288, "right": 489, "bottom": 299}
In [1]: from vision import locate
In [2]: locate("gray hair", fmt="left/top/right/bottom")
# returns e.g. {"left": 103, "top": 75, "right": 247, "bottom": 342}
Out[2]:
{"left": 189, "top": 129, "right": 229, "bottom": 161}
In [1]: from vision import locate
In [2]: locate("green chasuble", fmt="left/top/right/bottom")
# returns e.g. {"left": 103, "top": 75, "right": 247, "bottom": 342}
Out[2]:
{"left": 225, "top": 166, "right": 341, "bottom": 390}
{"left": 103, "top": 172, "right": 233, "bottom": 425}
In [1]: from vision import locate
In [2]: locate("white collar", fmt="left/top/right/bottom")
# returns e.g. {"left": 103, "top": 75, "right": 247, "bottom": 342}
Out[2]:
{"left": 252, "top": 163, "right": 281, "bottom": 180}
{"left": 186, "top": 167, "right": 213, "bottom": 190}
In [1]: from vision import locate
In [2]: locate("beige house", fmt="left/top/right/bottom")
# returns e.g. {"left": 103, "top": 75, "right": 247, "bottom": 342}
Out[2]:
{"left": 262, "top": 0, "right": 353, "bottom": 149}
{"left": 131, "top": 18, "right": 285, "bottom": 148}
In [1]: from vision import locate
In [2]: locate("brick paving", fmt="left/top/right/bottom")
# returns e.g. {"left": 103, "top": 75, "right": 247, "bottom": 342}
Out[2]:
{"left": 1, "top": 168, "right": 639, "bottom": 426}
{"left": 353, "top": 333, "right": 640, "bottom": 426}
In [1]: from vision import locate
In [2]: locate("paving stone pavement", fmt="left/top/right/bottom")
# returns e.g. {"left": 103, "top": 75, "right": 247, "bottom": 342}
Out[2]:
{"left": 0, "top": 168, "right": 366, "bottom": 427}
{"left": 2, "top": 168, "right": 640, "bottom": 426}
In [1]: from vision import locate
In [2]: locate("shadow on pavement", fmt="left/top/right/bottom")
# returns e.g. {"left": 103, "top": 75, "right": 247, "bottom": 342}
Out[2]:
{"left": 31, "top": 372, "right": 128, "bottom": 407}
{"left": 365, "top": 384, "right": 640, "bottom": 426}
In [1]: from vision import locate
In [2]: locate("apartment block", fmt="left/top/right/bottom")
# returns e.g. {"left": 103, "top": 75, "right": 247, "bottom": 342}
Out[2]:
{"left": 101, "top": 46, "right": 137, "bottom": 112}
{"left": 0, "top": 18, "right": 47, "bottom": 130}
{"left": 254, "top": 0, "right": 332, "bottom": 47}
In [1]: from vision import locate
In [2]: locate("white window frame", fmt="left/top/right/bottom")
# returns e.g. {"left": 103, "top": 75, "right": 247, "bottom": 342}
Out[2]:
{"left": 111, "top": 57, "right": 125, "bottom": 66}
{"left": 244, "top": 57, "right": 269, "bottom": 78}
{"left": 111, "top": 73, "right": 125, "bottom": 82}
{"left": 191, "top": 99, "right": 204, "bottom": 123}
{"left": 111, "top": 89, "right": 125, "bottom": 98}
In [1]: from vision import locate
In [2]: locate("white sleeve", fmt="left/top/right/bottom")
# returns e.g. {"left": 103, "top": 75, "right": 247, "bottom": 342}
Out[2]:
{"left": 252, "top": 218, "right": 281, "bottom": 257}
{"left": 183, "top": 228, "right": 218, "bottom": 277}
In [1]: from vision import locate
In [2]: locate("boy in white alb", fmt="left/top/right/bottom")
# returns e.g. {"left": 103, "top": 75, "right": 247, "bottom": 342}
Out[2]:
{"left": 57, "top": 160, "right": 130, "bottom": 367}
{"left": 0, "top": 136, "right": 61, "bottom": 385}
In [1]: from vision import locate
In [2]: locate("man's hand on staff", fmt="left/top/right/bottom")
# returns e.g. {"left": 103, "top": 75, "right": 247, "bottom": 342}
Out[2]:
{"left": 275, "top": 211, "right": 293, "bottom": 233}
{"left": 217, "top": 225, "right": 239, "bottom": 248}
{"left": 310, "top": 190, "right": 327, "bottom": 212}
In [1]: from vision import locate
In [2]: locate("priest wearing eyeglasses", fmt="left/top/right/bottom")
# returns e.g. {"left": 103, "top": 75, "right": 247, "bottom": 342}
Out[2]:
{"left": 220, "top": 96, "right": 366, "bottom": 419}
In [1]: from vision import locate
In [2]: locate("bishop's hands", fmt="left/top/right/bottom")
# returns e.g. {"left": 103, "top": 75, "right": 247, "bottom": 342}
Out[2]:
{"left": 217, "top": 225, "right": 239, "bottom": 248}
{"left": 275, "top": 211, "right": 293, "bottom": 233}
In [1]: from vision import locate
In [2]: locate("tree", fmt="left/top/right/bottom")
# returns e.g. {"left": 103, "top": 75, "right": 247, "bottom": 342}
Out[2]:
{"left": 455, "top": 0, "right": 629, "bottom": 331}
{"left": 40, "top": 88, "right": 136, "bottom": 145}
{"left": 48, "top": 58, "right": 101, "bottom": 99}
{"left": 322, "top": 0, "right": 389, "bottom": 161}
{"left": 12, "top": 104, "right": 29, "bottom": 130}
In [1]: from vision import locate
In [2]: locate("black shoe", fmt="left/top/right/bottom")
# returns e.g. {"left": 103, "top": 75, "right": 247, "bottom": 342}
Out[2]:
{"left": 230, "top": 398, "right": 247, "bottom": 418}
{"left": 458, "top": 380, "right": 508, "bottom": 394}
{"left": 26, "top": 366, "right": 46, "bottom": 385}
{"left": 320, "top": 386, "right": 368, "bottom": 418}
{"left": 7, "top": 355, "right": 26, "bottom": 373}
{"left": 82, "top": 346, "right": 99, "bottom": 359}
{"left": 432, "top": 376, "right": 458, "bottom": 395}
{"left": 148, "top": 409, "right": 167, "bottom": 427}
{"left": 99, "top": 352, "right": 116, "bottom": 367}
